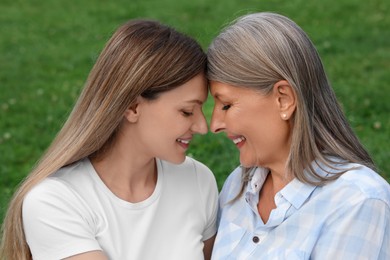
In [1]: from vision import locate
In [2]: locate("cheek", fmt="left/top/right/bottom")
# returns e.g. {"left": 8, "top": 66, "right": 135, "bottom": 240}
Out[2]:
{"left": 252, "top": 121, "right": 289, "bottom": 156}
{"left": 239, "top": 109, "right": 283, "bottom": 142}
{"left": 227, "top": 107, "right": 256, "bottom": 131}
{"left": 225, "top": 107, "right": 244, "bottom": 125}
{"left": 162, "top": 114, "right": 191, "bottom": 137}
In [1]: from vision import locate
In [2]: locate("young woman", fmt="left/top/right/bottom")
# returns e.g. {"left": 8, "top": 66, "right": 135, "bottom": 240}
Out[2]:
{"left": 207, "top": 12, "right": 390, "bottom": 259}
{"left": 0, "top": 19, "right": 218, "bottom": 260}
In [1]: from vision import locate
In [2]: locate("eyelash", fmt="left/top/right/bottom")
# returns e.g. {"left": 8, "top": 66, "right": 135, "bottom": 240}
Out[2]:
{"left": 222, "top": 104, "right": 231, "bottom": 110}
{"left": 181, "top": 111, "right": 193, "bottom": 117}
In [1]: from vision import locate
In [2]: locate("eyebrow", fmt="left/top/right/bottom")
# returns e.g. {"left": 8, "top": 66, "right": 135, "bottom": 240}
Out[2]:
{"left": 184, "top": 99, "right": 204, "bottom": 105}
{"left": 211, "top": 92, "right": 222, "bottom": 100}
{"left": 210, "top": 88, "right": 223, "bottom": 98}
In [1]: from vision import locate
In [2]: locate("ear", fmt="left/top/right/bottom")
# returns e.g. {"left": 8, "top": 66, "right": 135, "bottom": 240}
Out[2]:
{"left": 124, "top": 98, "right": 142, "bottom": 123}
{"left": 273, "top": 80, "right": 296, "bottom": 120}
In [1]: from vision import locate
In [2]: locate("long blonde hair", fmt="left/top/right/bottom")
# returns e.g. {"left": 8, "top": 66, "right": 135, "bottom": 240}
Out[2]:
{"left": 207, "top": 12, "right": 374, "bottom": 192}
{"left": 0, "top": 19, "right": 206, "bottom": 259}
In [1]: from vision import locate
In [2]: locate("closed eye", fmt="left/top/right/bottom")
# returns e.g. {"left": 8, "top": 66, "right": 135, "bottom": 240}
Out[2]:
{"left": 181, "top": 111, "right": 193, "bottom": 117}
{"left": 222, "top": 104, "right": 231, "bottom": 110}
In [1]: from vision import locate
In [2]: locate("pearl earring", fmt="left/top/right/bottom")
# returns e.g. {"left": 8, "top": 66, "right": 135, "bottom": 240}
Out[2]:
{"left": 282, "top": 114, "right": 287, "bottom": 119}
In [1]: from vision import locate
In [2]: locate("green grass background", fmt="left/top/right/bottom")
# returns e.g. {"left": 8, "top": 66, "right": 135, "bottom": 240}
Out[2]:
{"left": 1, "top": 0, "right": 389, "bottom": 222}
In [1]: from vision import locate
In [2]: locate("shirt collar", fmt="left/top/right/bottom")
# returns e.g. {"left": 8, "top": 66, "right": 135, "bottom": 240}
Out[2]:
{"left": 280, "top": 158, "right": 339, "bottom": 209}
{"left": 244, "top": 167, "right": 268, "bottom": 209}
{"left": 279, "top": 178, "right": 317, "bottom": 209}
{"left": 245, "top": 158, "right": 339, "bottom": 210}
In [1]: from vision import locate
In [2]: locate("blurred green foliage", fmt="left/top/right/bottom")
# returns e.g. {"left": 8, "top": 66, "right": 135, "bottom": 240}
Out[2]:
{"left": 1, "top": 0, "right": 389, "bottom": 221}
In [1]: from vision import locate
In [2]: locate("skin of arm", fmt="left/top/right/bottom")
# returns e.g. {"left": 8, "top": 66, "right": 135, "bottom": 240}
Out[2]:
{"left": 62, "top": 235, "right": 217, "bottom": 260}
{"left": 64, "top": 250, "right": 108, "bottom": 260}
{"left": 203, "top": 235, "right": 216, "bottom": 260}
{"left": 62, "top": 236, "right": 216, "bottom": 260}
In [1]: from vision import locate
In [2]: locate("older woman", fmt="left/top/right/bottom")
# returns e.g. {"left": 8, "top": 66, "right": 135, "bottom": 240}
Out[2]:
{"left": 208, "top": 12, "right": 390, "bottom": 259}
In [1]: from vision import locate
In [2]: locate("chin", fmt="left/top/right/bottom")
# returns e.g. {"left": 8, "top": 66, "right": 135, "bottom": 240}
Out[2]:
{"left": 239, "top": 157, "right": 256, "bottom": 168}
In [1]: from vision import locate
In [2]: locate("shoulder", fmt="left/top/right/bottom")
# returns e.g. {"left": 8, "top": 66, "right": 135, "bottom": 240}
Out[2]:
{"left": 22, "top": 162, "right": 101, "bottom": 259}
{"left": 23, "top": 159, "right": 93, "bottom": 214}
{"left": 331, "top": 164, "right": 390, "bottom": 205}
{"left": 225, "top": 165, "right": 244, "bottom": 183}
{"left": 24, "top": 178, "right": 70, "bottom": 209}
{"left": 186, "top": 156, "right": 216, "bottom": 181}
{"left": 219, "top": 166, "right": 245, "bottom": 204}
{"left": 53, "top": 158, "right": 93, "bottom": 185}
{"left": 23, "top": 177, "right": 90, "bottom": 233}
{"left": 159, "top": 156, "right": 218, "bottom": 199}
{"left": 186, "top": 156, "right": 218, "bottom": 192}
{"left": 160, "top": 156, "right": 216, "bottom": 182}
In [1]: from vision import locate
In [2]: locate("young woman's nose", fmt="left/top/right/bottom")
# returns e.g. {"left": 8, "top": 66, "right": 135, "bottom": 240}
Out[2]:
{"left": 192, "top": 112, "right": 208, "bottom": 135}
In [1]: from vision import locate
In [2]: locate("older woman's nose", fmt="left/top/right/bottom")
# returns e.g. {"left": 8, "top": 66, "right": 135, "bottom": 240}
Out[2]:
{"left": 210, "top": 108, "right": 225, "bottom": 133}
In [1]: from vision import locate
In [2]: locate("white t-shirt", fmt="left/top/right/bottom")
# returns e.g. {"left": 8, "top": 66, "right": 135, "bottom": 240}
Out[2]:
{"left": 22, "top": 157, "right": 218, "bottom": 260}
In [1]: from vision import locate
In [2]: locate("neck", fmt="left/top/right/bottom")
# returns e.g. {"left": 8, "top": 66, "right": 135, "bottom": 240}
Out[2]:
{"left": 261, "top": 150, "right": 293, "bottom": 193}
{"left": 257, "top": 166, "right": 290, "bottom": 224}
{"left": 91, "top": 128, "right": 158, "bottom": 203}
{"left": 268, "top": 168, "right": 291, "bottom": 194}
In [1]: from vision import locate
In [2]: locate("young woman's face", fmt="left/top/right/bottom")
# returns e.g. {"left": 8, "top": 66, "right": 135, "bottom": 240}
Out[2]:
{"left": 132, "top": 73, "right": 208, "bottom": 164}
{"left": 209, "top": 81, "right": 291, "bottom": 169}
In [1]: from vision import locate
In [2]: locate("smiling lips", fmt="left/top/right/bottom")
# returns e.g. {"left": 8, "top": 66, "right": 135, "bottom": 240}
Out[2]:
{"left": 231, "top": 136, "right": 246, "bottom": 147}
{"left": 176, "top": 138, "right": 191, "bottom": 149}
{"left": 177, "top": 136, "right": 246, "bottom": 149}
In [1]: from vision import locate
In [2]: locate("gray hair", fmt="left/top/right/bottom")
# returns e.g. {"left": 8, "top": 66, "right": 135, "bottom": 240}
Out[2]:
{"left": 207, "top": 12, "right": 374, "bottom": 189}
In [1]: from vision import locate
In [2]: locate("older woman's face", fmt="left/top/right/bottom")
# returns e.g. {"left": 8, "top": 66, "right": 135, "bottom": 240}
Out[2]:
{"left": 209, "top": 81, "right": 291, "bottom": 170}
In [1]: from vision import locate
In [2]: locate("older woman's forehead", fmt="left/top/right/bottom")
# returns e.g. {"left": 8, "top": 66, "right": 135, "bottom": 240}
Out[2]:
{"left": 209, "top": 81, "right": 258, "bottom": 98}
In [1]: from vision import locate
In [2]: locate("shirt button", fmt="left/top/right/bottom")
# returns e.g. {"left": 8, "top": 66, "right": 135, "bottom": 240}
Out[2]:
{"left": 252, "top": 236, "right": 260, "bottom": 243}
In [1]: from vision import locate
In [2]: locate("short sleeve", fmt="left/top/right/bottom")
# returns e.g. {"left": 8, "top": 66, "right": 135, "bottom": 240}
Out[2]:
{"left": 22, "top": 178, "right": 102, "bottom": 260}
{"left": 193, "top": 159, "right": 219, "bottom": 241}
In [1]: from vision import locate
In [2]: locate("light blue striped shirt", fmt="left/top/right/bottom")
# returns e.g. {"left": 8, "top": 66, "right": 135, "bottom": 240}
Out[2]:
{"left": 211, "top": 161, "right": 390, "bottom": 259}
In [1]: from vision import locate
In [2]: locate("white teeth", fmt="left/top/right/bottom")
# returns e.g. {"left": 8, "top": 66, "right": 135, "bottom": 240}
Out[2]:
{"left": 233, "top": 136, "right": 246, "bottom": 144}
{"left": 177, "top": 139, "right": 190, "bottom": 144}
